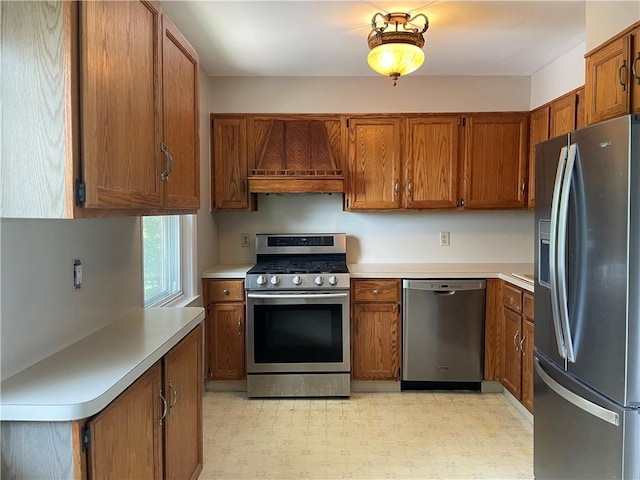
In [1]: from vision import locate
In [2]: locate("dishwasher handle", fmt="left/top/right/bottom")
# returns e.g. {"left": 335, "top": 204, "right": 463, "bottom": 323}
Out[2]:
{"left": 433, "top": 290, "right": 456, "bottom": 296}
{"left": 402, "top": 279, "right": 486, "bottom": 292}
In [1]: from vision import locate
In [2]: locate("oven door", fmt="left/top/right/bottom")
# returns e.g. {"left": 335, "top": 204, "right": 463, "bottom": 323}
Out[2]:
{"left": 246, "top": 291, "right": 350, "bottom": 374}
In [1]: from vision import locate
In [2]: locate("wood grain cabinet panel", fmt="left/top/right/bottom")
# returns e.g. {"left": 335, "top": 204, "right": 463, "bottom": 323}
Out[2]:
{"left": 162, "top": 15, "right": 200, "bottom": 209}
{"left": 351, "top": 303, "right": 401, "bottom": 380}
{"left": 203, "top": 279, "right": 246, "bottom": 380}
{"left": 87, "top": 362, "right": 163, "bottom": 480}
{"left": 211, "top": 117, "right": 251, "bottom": 211}
{"left": 405, "top": 117, "right": 460, "bottom": 209}
{"left": 586, "top": 35, "right": 631, "bottom": 125}
{"left": 351, "top": 279, "right": 401, "bottom": 381}
{"left": 528, "top": 106, "right": 550, "bottom": 208}
{"left": 550, "top": 93, "right": 578, "bottom": 137}
{"left": 500, "top": 282, "right": 534, "bottom": 413}
{"left": 2, "top": 1, "right": 199, "bottom": 217}
{"left": 483, "top": 279, "right": 502, "bottom": 381}
{"left": 632, "top": 27, "right": 640, "bottom": 114}
{"left": 346, "top": 117, "right": 402, "bottom": 210}
{"left": 576, "top": 87, "right": 587, "bottom": 129}
{"left": 461, "top": 114, "right": 529, "bottom": 209}
{"left": 80, "top": 0, "right": 163, "bottom": 209}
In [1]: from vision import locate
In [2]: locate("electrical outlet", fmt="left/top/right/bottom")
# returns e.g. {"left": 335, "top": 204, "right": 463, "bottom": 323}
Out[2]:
{"left": 440, "top": 231, "right": 450, "bottom": 246}
{"left": 241, "top": 233, "right": 250, "bottom": 248}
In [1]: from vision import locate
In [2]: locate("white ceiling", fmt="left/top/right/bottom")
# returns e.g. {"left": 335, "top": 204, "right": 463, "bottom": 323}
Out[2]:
{"left": 161, "top": 1, "right": 586, "bottom": 78}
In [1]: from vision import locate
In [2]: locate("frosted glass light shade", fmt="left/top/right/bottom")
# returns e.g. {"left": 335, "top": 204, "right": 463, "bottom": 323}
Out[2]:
{"left": 367, "top": 43, "right": 425, "bottom": 78}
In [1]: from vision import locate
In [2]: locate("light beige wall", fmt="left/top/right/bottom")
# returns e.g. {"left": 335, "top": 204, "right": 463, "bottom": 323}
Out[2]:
{"left": 210, "top": 75, "right": 531, "bottom": 113}
{"left": 530, "top": 42, "right": 586, "bottom": 109}
{"left": 586, "top": 1, "right": 640, "bottom": 51}
{"left": 1, "top": 217, "right": 142, "bottom": 380}
{"left": 195, "top": 66, "right": 218, "bottom": 290}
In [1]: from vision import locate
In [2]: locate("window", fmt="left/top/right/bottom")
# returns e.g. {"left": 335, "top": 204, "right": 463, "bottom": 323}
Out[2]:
{"left": 142, "top": 215, "right": 196, "bottom": 307}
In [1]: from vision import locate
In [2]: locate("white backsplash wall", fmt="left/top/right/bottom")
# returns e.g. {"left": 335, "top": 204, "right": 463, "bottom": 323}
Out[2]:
{"left": 215, "top": 195, "right": 534, "bottom": 265}
{"left": 1, "top": 217, "right": 142, "bottom": 380}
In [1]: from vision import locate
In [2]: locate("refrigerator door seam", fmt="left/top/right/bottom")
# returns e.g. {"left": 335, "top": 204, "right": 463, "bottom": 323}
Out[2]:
{"left": 534, "top": 357, "right": 620, "bottom": 426}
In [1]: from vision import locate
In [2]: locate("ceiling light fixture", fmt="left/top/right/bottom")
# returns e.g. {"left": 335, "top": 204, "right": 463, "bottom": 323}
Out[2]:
{"left": 367, "top": 12, "right": 429, "bottom": 86}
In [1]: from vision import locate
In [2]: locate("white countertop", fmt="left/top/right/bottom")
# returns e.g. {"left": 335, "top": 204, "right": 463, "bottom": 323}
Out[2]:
{"left": 0, "top": 307, "right": 205, "bottom": 422}
{"left": 202, "top": 263, "right": 535, "bottom": 292}
{"left": 202, "top": 264, "right": 252, "bottom": 278}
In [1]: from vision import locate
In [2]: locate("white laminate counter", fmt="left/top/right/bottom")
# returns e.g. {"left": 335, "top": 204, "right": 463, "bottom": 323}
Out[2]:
{"left": 202, "top": 263, "right": 535, "bottom": 292}
{"left": 348, "top": 263, "right": 534, "bottom": 292}
{"left": 202, "top": 264, "right": 252, "bottom": 279}
{"left": 0, "top": 307, "right": 204, "bottom": 422}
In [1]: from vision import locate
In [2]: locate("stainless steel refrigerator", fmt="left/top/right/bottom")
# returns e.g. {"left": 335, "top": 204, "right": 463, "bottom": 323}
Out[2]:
{"left": 534, "top": 114, "right": 640, "bottom": 479}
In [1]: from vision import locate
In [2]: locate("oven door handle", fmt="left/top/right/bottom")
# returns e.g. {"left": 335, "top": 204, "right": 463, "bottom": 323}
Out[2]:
{"left": 246, "top": 292, "right": 349, "bottom": 299}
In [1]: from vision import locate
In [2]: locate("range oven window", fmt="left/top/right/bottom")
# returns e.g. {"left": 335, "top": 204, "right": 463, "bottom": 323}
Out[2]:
{"left": 253, "top": 304, "right": 343, "bottom": 364}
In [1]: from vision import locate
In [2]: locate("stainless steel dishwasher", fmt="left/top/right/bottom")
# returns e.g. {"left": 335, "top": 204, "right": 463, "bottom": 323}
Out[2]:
{"left": 402, "top": 279, "right": 486, "bottom": 390}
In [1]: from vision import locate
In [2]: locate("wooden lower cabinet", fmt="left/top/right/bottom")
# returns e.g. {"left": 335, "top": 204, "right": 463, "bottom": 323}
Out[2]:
{"left": 500, "top": 282, "right": 534, "bottom": 413}
{"left": 203, "top": 279, "right": 246, "bottom": 380}
{"left": 86, "top": 325, "right": 203, "bottom": 479}
{"left": 351, "top": 279, "right": 401, "bottom": 380}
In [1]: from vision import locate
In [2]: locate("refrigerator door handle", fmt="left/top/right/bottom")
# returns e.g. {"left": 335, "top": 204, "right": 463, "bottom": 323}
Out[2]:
{"left": 556, "top": 143, "right": 577, "bottom": 363}
{"left": 549, "top": 145, "right": 569, "bottom": 359}
{"left": 534, "top": 357, "right": 620, "bottom": 426}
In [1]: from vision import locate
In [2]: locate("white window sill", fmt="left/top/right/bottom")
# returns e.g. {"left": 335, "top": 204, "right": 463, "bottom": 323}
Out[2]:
{"left": 155, "top": 294, "right": 201, "bottom": 308}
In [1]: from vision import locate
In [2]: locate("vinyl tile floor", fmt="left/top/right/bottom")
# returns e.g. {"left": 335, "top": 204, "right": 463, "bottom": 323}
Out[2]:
{"left": 201, "top": 391, "right": 533, "bottom": 480}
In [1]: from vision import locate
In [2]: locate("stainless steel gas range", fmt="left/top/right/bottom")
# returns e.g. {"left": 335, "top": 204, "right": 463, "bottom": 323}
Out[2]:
{"left": 245, "top": 233, "right": 350, "bottom": 398}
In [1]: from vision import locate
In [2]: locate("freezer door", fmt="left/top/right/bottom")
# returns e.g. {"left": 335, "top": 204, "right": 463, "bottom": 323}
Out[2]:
{"left": 534, "top": 134, "right": 570, "bottom": 368}
{"left": 566, "top": 116, "right": 634, "bottom": 405}
{"left": 534, "top": 354, "right": 640, "bottom": 479}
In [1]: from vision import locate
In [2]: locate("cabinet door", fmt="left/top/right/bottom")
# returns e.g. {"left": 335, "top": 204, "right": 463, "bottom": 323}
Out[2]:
{"left": 87, "top": 362, "right": 163, "bottom": 480}
{"left": 80, "top": 1, "right": 163, "bottom": 209}
{"left": 164, "top": 326, "right": 203, "bottom": 480}
{"left": 462, "top": 114, "right": 528, "bottom": 209}
{"left": 405, "top": 117, "right": 459, "bottom": 209}
{"left": 346, "top": 118, "right": 402, "bottom": 210}
{"left": 528, "top": 106, "right": 550, "bottom": 208}
{"left": 351, "top": 303, "right": 400, "bottom": 380}
{"left": 576, "top": 87, "right": 587, "bottom": 129}
{"left": 550, "top": 93, "right": 577, "bottom": 137}
{"left": 211, "top": 117, "right": 250, "bottom": 211}
{"left": 521, "top": 318, "right": 534, "bottom": 413}
{"left": 585, "top": 35, "right": 631, "bottom": 125}
{"left": 162, "top": 16, "right": 199, "bottom": 209}
{"left": 632, "top": 28, "right": 640, "bottom": 115}
{"left": 206, "top": 303, "right": 245, "bottom": 379}
{"left": 501, "top": 308, "right": 522, "bottom": 399}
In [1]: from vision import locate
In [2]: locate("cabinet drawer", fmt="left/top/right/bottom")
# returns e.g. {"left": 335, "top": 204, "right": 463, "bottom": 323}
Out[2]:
{"left": 502, "top": 282, "right": 523, "bottom": 313}
{"left": 352, "top": 279, "right": 401, "bottom": 302}
{"left": 204, "top": 279, "right": 244, "bottom": 302}
{"left": 523, "top": 292, "right": 534, "bottom": 321}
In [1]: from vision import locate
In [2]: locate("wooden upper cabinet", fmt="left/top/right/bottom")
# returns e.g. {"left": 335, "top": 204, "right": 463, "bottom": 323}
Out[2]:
{"left": 528, "top": 106, "right": 550, "bottom": 208}
{"left": 405, "top": 116, "right": 459, "bottom": 209}
{"left": 80, "top": 0, "right": 163, "bottom": 209}
{"left": 161, "top": 15, "right": 200, "bottom": 209}
{"left": 585, "top": 34, "right": 631, "bottom": 125}
{"left": 211, "top": 116, "right": 251, "bottom": 211}
{"left": 576, "top": 87, "right": 587, "bottom": 129}
{"left": 550, "top": 93, "right": 577, "bottom": 137}
{"left": 632, "top": 27, "right": 640, "bottom": 115}
{"left": 461, "top": 114, "right": 529, "bottom": 209}
{"left": 346, "top": 117, "right": 402, "bottom": 210}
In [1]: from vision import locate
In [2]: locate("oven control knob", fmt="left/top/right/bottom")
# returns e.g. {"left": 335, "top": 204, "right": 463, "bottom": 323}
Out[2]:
{"left": 314, "top": 276, "right": 324, "bottom": 286}
{"left": 292, "top": 275, "right": 302, "bottom": 286}
{"left": 270, "top": 275, "right": 280, "bottom": 285}
{"left": 328, "top": 275, "right": 338, "bottom": 286}
{"left": 257, "top": 275, "right": 267, "bottom": 286}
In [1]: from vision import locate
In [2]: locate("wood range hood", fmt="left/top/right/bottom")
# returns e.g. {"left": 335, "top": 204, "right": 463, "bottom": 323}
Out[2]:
{"left": 248, "top": 117, "right": 345, "bottom": 194}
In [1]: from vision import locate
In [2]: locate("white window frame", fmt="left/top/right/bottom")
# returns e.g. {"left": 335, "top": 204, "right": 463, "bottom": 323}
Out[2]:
{"left": 142, "top": 214, "right": 197, "bottom": 308}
